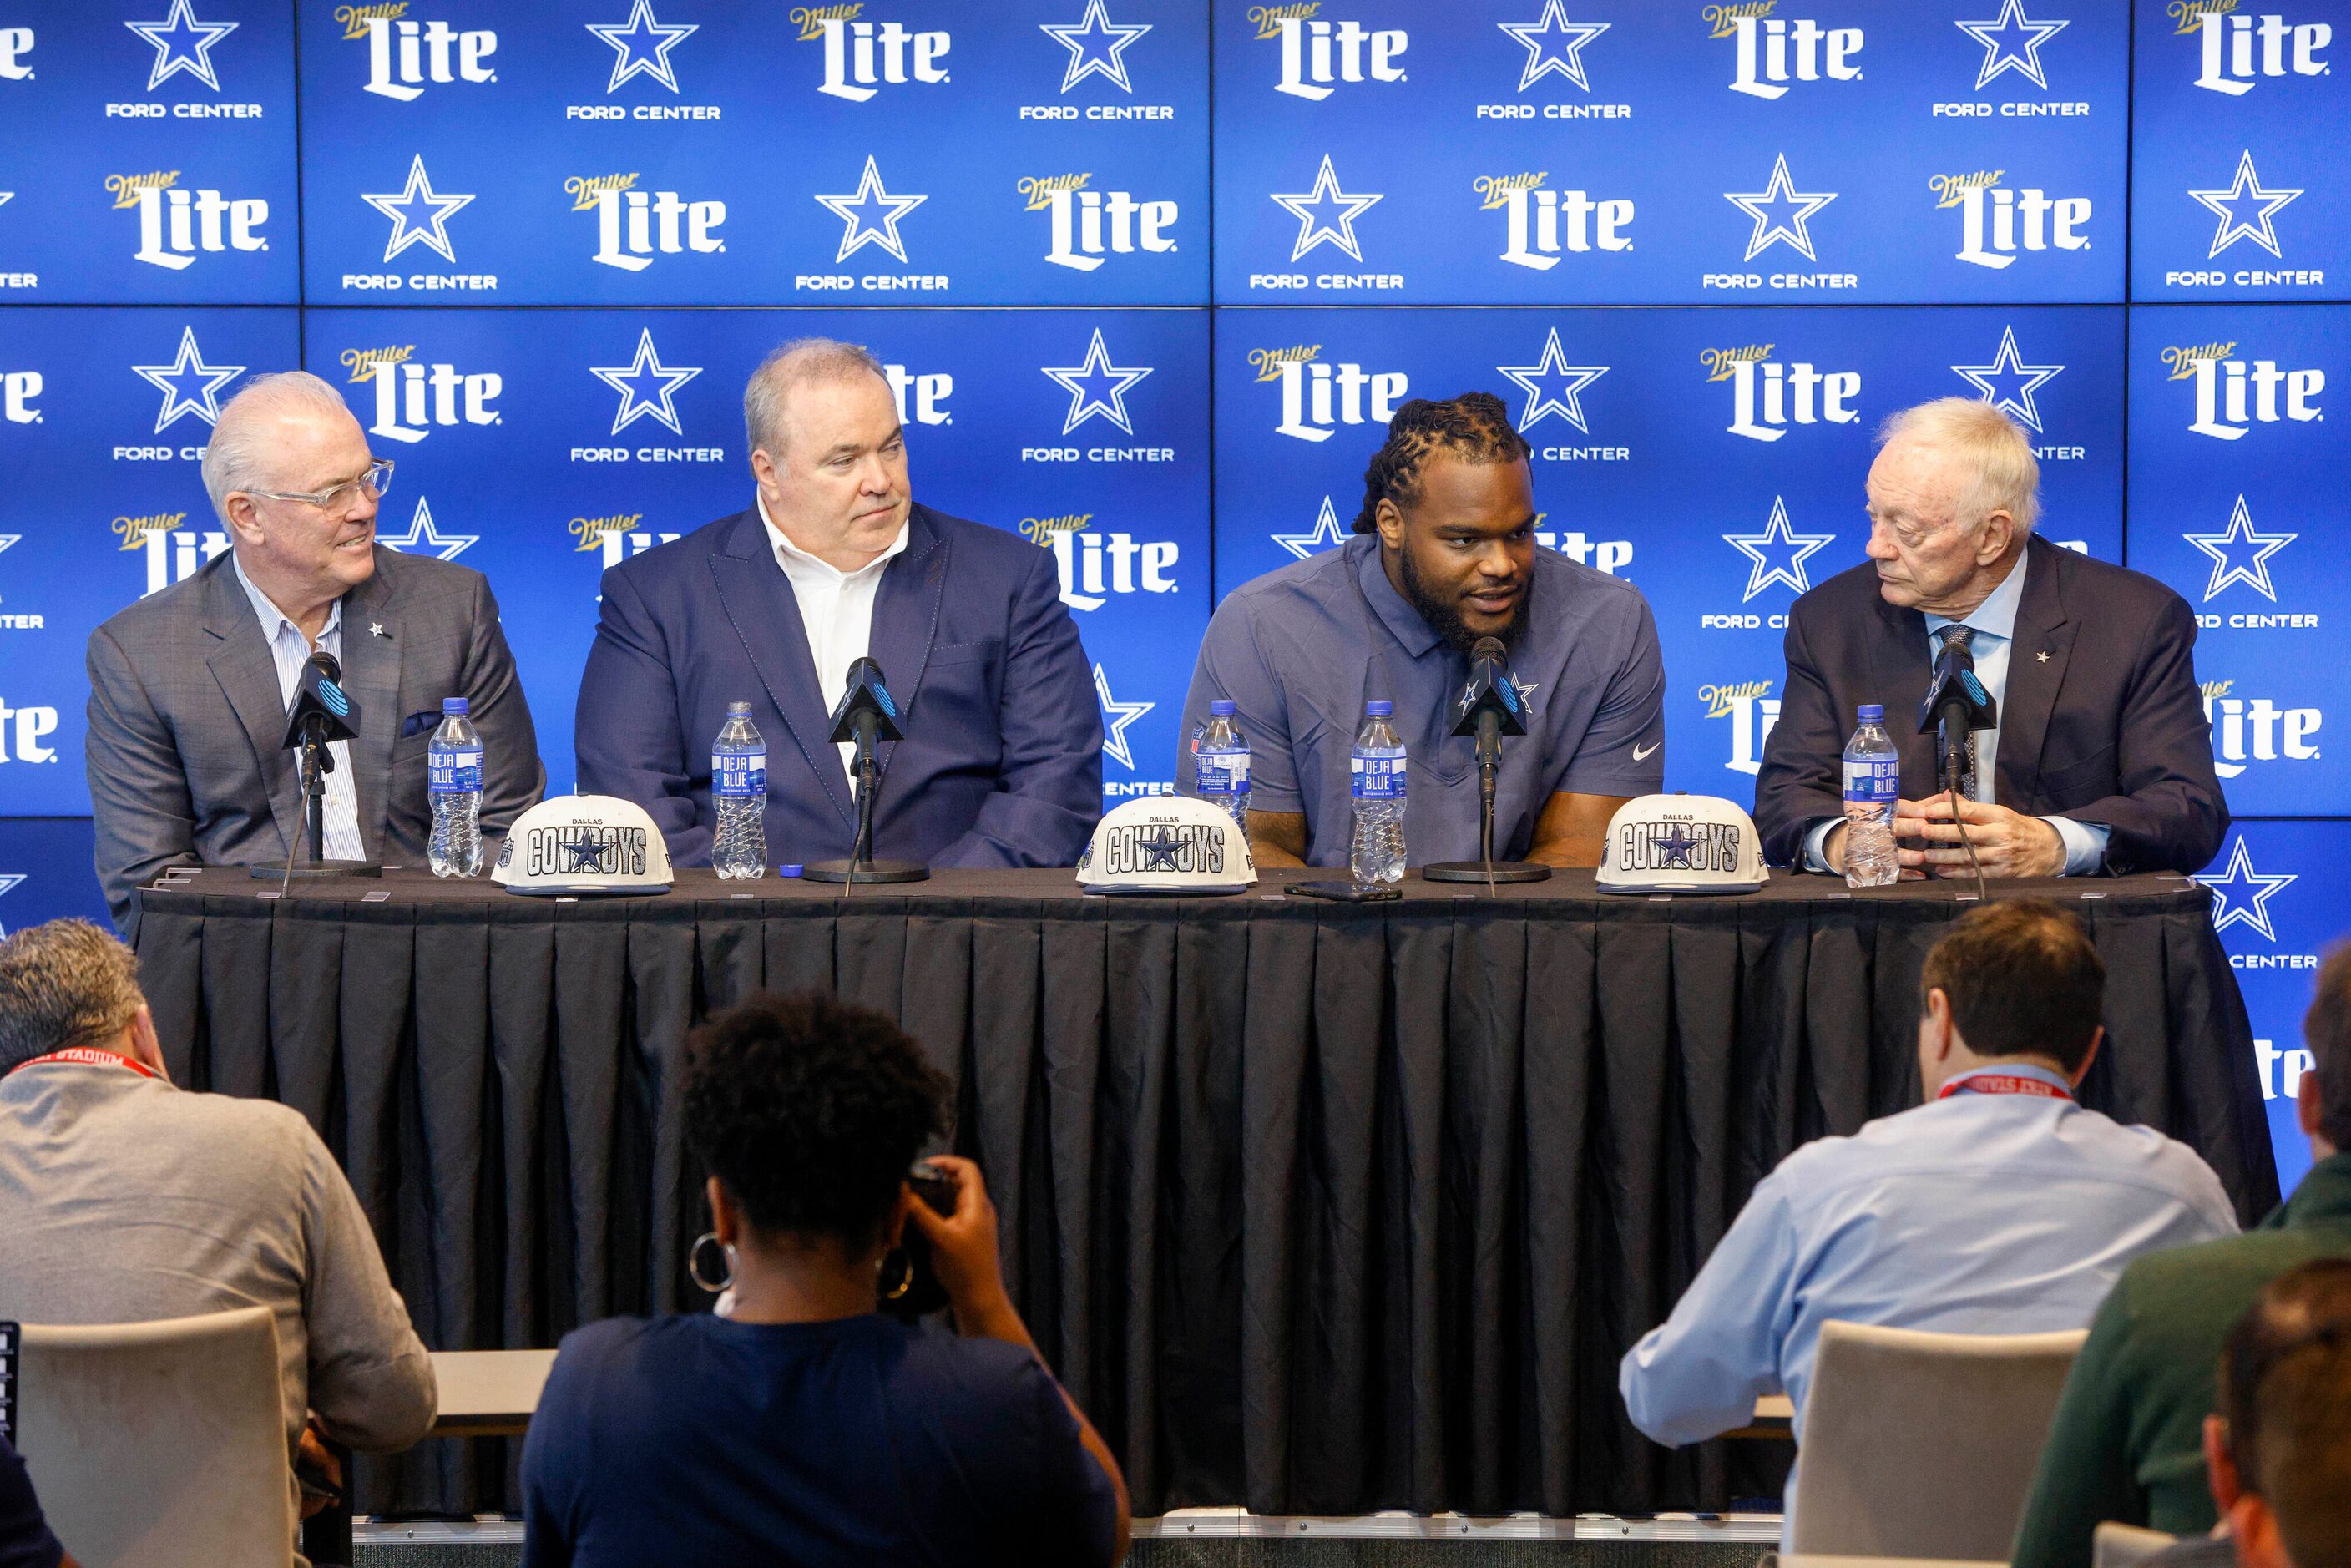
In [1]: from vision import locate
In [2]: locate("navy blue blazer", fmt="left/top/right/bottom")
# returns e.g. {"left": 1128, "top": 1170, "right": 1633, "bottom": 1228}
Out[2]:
{"left": 574, "top": 503, "right": 1103, "bottom": 870}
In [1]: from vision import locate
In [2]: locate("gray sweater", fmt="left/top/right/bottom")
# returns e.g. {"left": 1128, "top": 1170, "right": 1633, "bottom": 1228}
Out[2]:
{"left": 0, "top": 1057, "right": 436, "bottom": 1454}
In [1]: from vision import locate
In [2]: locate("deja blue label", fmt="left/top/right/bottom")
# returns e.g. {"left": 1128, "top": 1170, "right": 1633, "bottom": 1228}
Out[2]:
{"left": 428, "top": 747, "right": 483, "bottom": 796}
{"left": 713, "top": 752, "right": 768, "bottom": 798}
{"left": 1351, "top": 754, "right": 1407, "bottom": 801}
{"left": 1196, "top": 754, "right": 1251, "bottom": 795}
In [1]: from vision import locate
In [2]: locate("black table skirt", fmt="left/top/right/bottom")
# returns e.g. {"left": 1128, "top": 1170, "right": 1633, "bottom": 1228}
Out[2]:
{"left": 131, "top": 867, "right": 2276, "bottom": 1520}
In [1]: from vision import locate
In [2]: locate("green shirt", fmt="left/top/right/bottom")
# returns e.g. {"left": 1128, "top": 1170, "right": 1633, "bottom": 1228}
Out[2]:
{"left": 2010, "top": 1152, "right": 2351, "bottom": 1568}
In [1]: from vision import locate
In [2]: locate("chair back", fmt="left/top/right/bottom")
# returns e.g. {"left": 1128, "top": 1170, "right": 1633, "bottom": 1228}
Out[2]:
{"left": 1789, "top": 1319, "right": 2089, "bottom": 1560}
{"left": 14, "top": 1307, "right": 295, "bottom": 1568}
{"left": 2094, "top": 1523, "right": 2182, "bottom": 1568}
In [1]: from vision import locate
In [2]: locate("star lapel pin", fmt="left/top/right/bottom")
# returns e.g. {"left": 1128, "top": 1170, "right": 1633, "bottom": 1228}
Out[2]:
{"left": 370, "top": 622, "right": 390, "bottom": 639}
{"left": 2036, "top": 650, "right": 2050, "bottom": 663}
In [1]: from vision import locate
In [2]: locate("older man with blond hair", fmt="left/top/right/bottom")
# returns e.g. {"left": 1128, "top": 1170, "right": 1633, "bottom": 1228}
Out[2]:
{"left": 1755, "top": 397, "right": 2227, "bottom": 878}
{"left": 83, "top": 371, "right": 544, "bottom": 936}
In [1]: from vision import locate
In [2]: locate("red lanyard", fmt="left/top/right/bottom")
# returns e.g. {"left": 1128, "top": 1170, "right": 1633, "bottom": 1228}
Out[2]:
{"left": 1938, "top": 1071, "right": 2072, "bottom": 1101}
{"left": 6, "top": 1047, "right": 159, "bottom": 1080}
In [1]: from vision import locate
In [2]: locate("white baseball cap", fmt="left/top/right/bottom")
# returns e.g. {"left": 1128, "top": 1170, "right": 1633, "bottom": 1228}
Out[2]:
{"left": 493, "top": 794, "right": 675, "bottom": 896}
{"left": 1595, "top": 793, "right": 1769, "bottom": 894}
{"left": 1076, "top": 797, "right": 1256, "bottom": 895}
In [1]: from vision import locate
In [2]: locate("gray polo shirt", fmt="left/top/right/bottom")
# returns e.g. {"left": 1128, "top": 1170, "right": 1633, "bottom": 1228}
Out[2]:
{"left": 1180, "top": 535, "right": 1666, "bottom": 867}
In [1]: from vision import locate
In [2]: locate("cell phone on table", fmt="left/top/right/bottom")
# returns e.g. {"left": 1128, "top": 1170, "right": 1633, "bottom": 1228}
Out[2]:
{"left": 1287, "top": 880, "right": 1403, "bottom": 903}
{"left": 881, "top": 1161, "right": 958, "bottom": 1323}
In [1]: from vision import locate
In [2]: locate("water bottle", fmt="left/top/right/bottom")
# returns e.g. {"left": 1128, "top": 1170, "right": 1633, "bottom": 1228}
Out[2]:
{"left": 1349, "top": 699, "right": 1408, "bottom": 885}
{"left": 712, "top": 701, "right": 769, "bottom": 881}
{"left": 1842, "top": 703, "right": 1900, "bottom": 888}
{"left": 427, "top": 698, "right": 484, "bottom": 878}
{"left": 1195, "top": 700, "right": 1251, "bottom": 828}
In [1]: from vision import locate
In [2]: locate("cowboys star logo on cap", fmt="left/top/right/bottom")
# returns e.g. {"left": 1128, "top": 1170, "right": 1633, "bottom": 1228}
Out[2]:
{"left": 1077, "top": 797, "right": 1256, "bottom": 896}
{"left": 495, "top": 794, "right": 675, "bottom": 896}
{"left": 1596, "top": 794, "right": 1769, "bottom": 893}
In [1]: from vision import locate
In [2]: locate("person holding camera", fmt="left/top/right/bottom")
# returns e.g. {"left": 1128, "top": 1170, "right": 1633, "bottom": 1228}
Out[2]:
{"left": 519, "top": 991, "right": 1129, "bottom": 1568}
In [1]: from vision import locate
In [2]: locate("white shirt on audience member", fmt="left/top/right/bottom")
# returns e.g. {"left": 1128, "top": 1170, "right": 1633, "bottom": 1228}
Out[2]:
{"left": 757, "top": 491, "right": 910, "bottom": 786}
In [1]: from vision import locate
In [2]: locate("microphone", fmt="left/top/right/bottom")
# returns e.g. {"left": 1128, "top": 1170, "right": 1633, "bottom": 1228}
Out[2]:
{"left": 806, "top": 656, "right": 927, "bottom": 888}
{"left": 1424, "top": 635, "right": 1550, "bottom": 891}
{"left": 1916, "top": 637, "right": 1997, "bottom": 793}
{"left": 278, "top": 650, "right": 361, "bottom": 751}
{"left": 826, "top": 656, "right": 904, "bottom": 749}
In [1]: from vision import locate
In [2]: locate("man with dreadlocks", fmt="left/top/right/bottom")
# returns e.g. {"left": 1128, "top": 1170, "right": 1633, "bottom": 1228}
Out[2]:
{"left": 1177, "top": 392, "right": 1665, "bottom": 872}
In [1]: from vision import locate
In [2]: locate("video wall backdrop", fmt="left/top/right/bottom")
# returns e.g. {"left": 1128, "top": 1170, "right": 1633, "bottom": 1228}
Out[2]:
{"left": 0, "top": 1, "right": 2343, "bottom": 1182}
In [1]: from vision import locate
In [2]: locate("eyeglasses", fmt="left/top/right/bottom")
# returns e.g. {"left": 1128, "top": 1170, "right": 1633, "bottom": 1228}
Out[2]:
{"left": 244, "top": 458, "right": 395, "bottom": 514}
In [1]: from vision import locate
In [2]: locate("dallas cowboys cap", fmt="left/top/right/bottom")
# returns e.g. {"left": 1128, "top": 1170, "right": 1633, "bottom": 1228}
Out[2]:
{"left": 1076, "top": 797, "right": 1256, "bottom": 896}
{"left": 1595, "top": 793, "right": 1769, "bottom": 894}
{"left": 493, "top": 794, "right": 675, "bottom": 896}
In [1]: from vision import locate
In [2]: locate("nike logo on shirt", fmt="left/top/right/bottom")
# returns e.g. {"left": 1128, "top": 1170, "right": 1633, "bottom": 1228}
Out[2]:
{"left": 1633, "top": 741, "right": 1661, "bottom": 761}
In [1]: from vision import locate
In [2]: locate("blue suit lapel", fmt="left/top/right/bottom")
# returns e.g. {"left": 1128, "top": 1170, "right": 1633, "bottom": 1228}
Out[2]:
{"left": 866, "top": 506, "right": 948, "bottom": 780}
{"left": 1995, "top": 537, "right": 2074, "bottom": 807}
{"left": 198, "top": 559, "right": 304, "bottom": 855}
{"left": 704, "top": 510, "right": 854, "bottom": 827}
{"left": 1868, "top": 589, "right": 1939, "bottom": 795}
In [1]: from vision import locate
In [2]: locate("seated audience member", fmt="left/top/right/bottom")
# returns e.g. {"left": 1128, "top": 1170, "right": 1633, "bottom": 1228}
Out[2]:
{"left": 1619, "top": 899, "right": 2237, "bottom": 1530}
{"left": 2209, "top": 1260, "right": 2351, "bottom": 1568}
{"left": 0, "top": 1433, "right": 73, "bottom": 1568}
{"left": 2012, "top": 947, "right": 2351, "bottom": 1568}
{"left": 520, "top": 991, "right": 1130, "bottom": 1568}
{"left": 0, "top": 920, "right": 436, "bottom": 1515}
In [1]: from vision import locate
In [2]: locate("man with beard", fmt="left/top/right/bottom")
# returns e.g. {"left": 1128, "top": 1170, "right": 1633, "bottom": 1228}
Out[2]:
{"left": 1176, "top": 392, "right": 1664, "bottom": 871}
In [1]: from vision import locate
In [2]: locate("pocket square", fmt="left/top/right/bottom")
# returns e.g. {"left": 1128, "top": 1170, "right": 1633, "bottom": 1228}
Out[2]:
{"left": 399, "top": 711, "right": 442, "bottom": 739}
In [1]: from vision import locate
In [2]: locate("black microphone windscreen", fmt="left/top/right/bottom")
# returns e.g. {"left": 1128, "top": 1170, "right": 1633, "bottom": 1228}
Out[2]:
{"left": 1469, "top": 635, "right": 1507, "bottom": 665}
{"left": 309, "top": 650, "right": 341, "bottom": 683}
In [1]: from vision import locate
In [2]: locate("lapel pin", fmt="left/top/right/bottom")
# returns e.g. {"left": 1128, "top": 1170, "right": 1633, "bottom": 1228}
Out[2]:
{"left": 369, "top": 622, "right": 390, "bottom": 639}
{"left": 2035, "top": 650, "right": 2050, "bottom": 663}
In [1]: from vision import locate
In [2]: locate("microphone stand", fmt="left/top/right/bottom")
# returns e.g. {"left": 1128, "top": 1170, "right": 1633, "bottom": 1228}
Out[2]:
{"left": 1425, "top": 710, "right": 1550, "bottom": 888}
{"left": 1939, "top": 717, "right": 1989, "bottom": 903}
{"left": 806, "top": 713, "right": 928, "bottom": 888}
{"left": 260, "top": 714, "right": 380, "bottom": 889}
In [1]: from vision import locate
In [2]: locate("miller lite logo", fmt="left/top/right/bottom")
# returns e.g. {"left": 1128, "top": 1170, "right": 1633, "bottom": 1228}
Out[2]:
{"left": 1931, "top": 170, "right": 2091, "bottom": 271}
{"left": 341, "top": 5, "right": 497, "bottom": 101}
{"left": 572, "top": 513, "right": 680, "bottom": 572}
{"left": 343, "top": 346, "right": 499, "bottom": 443}
{"left": 1252, "top": 344, "right": 1407, "bottom": 443}
{"left": 1704, "top": 679, "right": 1781, "bottom": 776}
{"left": 116, "top": 510, "right": 228, "bottom": 597}
{"left": 1479, "top": 173, "right": 1632, "bottom": 270}
{"left": 2178, "top": 3, "right": 2330, "bottom": 94}
{"left": 1705, "top": 344, "right": 1859, "bottom": 443}
{"left": 1021, "top": 514, "right": 1179, "bottom": 613}
{"left": 795, "top": 4, "right": 949, "bottom": 102}
{"left": 2, "top": 371, "right": 38, "bottom": 424}
{"left": 567, "top": 174, "right": 725, "bottom": 271}
{"left": 882, "top": 362, "right": 952, "bottom": 427}
{"left": 1254, "top": 4, "right": 1408, "bottom": 100}
{"left": 1019, "top": 174, "right": 1177, "bottom": 272}
{"left": 2201, "top": 679, "right": 2322, "bottom": 781}
{"left": 1709, "top": 3, "right": 1863, "bottom": 100}
{"left": 0, "top": 25, "right": 31, "bottom": 81}
{"left": 109, "top": 171, "right": 266, "bottom": 271}
{"left": 2166, "top": 342, "right": 2324, "bottom": 440}
{"left": 0, "top": 701, "right": 58, "bottom": 766}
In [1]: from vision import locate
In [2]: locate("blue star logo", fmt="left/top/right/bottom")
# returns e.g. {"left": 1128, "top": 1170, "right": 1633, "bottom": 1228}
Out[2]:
{"left": 1723, "top": 496, "right": 1835, "bottom": 603}
{"left": 1041, "top": 329, "right": 1152, "bottom": 436}
{"left": 586, "top": 0, "right": 696, "bottom": 94}
{"left": 0, "top": 873, "right": 23, "bottom": 939}
{"left": 1653, "top": 826, "right": 1702, "bottom": 869}
{"left": 132, "top": 326, "right": 245, "bottom": 433}
{"left": 564, "top": 837, "right": 610, "bottom": 874}
{"left": 1497, "top": 328, "right": 1608, "bottom": 435}
{"left": 1094, "top": 661, "right": 1153, "bottom": 771}
{"left": 1497, "top": 0, "right": 1609, "bottom": 93}
{"left": 2190, "top": 150, "right": 2302, "bottom": 260}
{"left": 1725, "top": 154, "right": 1837, "bottom": 263}
{"left": 361, "top": 156, "right": 474, "bottom": 266}
{"left": 124, "top": 0, "right": 238, "bottom": 93}
{"left": 377, "top": 496, "right": 476, "bottom": 564}
{"left": 1954, "top": 0, "right": 2068, "bottom": 91}
{"left": 1270, "top": 155, "right": 1383, "bottom": 264}
{"left": 2184, "top": 496, "right": 2296, "bottom": 604}
{"left": 1039, "top": 0, "right": 1151, "bottom": 94}
{"left": 590, "top": 329, "right": 702, "bottom": 437}
{"left": 1134, "top": 827, "right": 1186, "bottom": 873}
{"left": 2195, "top": 836, "right": 2295, "bottom": 943}
{"left": 1951, "top": 326, "right": 2065, "bottom": 433}
{"left": 1272, "top": 496, "right": 1349, "bottom": 562}
{"left": 815, "top": 156, "right": 927, "bottom": 265}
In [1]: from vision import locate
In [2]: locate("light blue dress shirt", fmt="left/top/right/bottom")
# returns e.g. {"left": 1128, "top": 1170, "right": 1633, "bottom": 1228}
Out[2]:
{"left": 1804, "top": 550, "right": 2111, "bottom": 874}
{"left": 231, "top": 554, "right": 366, "bottom": 862}
{"left": 1617, "top": 1062, "right": 2237, "bottom": 1538}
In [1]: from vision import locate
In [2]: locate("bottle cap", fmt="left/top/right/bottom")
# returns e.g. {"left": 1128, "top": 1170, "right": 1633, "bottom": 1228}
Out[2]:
{"left": 1857, "top": 704, "right": 1883, "bottom": 722}
{"left": 779, "top": 863, "right": 804, "bottom": 878}
{"left": 1210, "top": 699, "right": 1236, "bottom": 716}
{"left": 1365, "top": 699, "right": 1393, "bottom": 716}
{"left": 726, "top": 701, "right": 752, "bottom": 716}
{"left": 442, "top": 697, "right": 468, "bottom": 716}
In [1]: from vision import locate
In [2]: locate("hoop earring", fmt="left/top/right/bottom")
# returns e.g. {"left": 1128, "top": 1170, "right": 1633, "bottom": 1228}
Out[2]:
{"left": 689, "top": 1232, "right": 735, "bottom": 1295}
{"left": 878, "top": 1249, "right": 914, "bottom": 1302}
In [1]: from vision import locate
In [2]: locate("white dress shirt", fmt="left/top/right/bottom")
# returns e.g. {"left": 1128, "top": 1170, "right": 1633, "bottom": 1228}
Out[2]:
{"left": 756, "top": 493, "right": 910, "bottom": 783}
{"left": 231, "top": 554, "right": 365, "bottom": 861}
{"left": 1805, "top": 549, "right": 2111, "bottom": 875}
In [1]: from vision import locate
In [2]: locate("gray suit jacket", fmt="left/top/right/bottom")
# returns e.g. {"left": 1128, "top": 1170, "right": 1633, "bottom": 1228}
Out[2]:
{"left": 86, "top": 547, "right": 544, "bottom": 937}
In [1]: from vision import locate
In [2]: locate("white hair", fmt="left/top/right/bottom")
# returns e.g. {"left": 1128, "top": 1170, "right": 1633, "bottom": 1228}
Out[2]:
{"left": 742, "top": 337, "right": 890, "bottom": 462}
{"left": 199, "top": 371, "right": 356, "bottom": 523}
{"left": 1877, "top": 396, "right": 2041, "bottom": 536}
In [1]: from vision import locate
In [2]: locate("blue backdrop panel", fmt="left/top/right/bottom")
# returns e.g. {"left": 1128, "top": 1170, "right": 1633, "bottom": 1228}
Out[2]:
{"left": 2193, "top": 819, "right": 2351, "bottom": 1193}
{"left": 0, "top": 818, "right": 109, "bottom": 937}
{"left": 297, "top": 0, "right": 1208, "bottom": 307}
{"left": 1211, "top": 305, "right": 2123, "bottom": 796}
{"left": 0, "top": 2, "right": 298, "bottom": 304}
{"left": 0, "top": 303, "right": 296, "bottom": 815}
{"left": 300, "top": 306, "right": 1210, "bottom": 808}
{"left": 1212, "top": 0, "right": 2126, "bottom": 306}
{"left": 2131, "top": 2, "right": 2348, "bottom": 303}
{"left": 2130, "top": 304, "right": 2346, "bottom": 815}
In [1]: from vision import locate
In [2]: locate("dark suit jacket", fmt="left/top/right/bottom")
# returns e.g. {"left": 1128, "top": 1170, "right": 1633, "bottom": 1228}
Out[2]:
{"left": 85, "top": 548, "right": 545, "bottom": 938}
{"left": 1753, "top": 535, "right": 2228, "bottom": 876}
{"left": 574, "top": 503, "right": 1103, "bottom": 870}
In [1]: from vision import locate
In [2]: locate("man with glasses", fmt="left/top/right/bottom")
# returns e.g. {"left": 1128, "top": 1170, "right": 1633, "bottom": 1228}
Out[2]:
{"left": 84, "top": 371, "right": 544, "bottom": 937}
